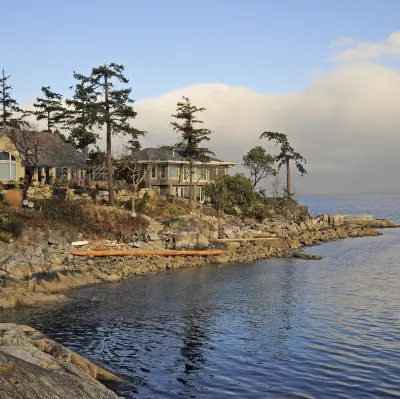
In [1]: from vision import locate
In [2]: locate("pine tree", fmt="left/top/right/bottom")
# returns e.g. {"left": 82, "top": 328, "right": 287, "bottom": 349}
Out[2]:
{"left": 260, "top": 131, "right": 306, "bottom": 197}
{"left": 33, "top": 86, "right": 65, "bottom": 132}
{"left": 65, "top": 72, "right": 99, "bottom": 149}
{"left": 171, "top": 96, "right": 214, "bottom": 209}
{"left": 90, "top": 63, "right": 144, "bottom": 206}
{"left": 0, "top": 68, "right": 26, "bottom": 127}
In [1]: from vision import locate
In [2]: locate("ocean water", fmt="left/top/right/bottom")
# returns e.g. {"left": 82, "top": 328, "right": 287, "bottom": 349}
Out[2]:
{"left": 2, "top": 195, "right": 400, "bottom": 399}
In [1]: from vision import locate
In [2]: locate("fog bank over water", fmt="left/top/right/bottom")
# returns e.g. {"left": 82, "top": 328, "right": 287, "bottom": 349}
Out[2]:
{"left": 124, "top": 62, "right": 400, "bottom": 195}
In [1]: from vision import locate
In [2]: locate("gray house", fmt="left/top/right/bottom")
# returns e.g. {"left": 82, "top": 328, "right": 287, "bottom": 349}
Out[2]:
{"left": 137, "top": 147, "right": 236, "bottom": 202}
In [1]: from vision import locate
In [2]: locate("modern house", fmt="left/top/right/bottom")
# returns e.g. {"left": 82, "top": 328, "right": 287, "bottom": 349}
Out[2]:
{"left": 0, "top": 126, "right": 87, "bottom": 185}
{"left": 136, "top": 147, "right": 236, "bottom": 202}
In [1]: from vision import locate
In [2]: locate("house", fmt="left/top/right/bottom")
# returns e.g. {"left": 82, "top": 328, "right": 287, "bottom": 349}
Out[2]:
{"left": 136, "top": 147, "right": 236, "bottom": 202}
{"left": 0, "top": 126, "right": 87, "bottom": 185}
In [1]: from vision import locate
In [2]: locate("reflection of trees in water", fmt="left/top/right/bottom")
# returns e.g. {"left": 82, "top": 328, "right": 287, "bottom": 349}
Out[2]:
{"left": 279, "top": 261, "right": 297, "bottom": 333}
{"left": 178, "top": 279, "right": 214, "bottom": 378}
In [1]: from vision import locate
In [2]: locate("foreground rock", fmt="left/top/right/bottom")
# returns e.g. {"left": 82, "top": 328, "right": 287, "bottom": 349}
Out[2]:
{"left": 0, "top": 323, "right": 122, "bottom": 399}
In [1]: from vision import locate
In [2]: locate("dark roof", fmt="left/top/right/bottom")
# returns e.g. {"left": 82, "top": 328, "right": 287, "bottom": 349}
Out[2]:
{"left": 136, "top": 147, "right": 234, "bottom": 164}
{"left": 5, "top": 129, "right": 87, "bottom": 168}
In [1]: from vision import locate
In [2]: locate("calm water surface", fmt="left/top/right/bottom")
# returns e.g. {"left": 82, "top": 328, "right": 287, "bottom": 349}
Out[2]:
{"left": 1, "top": 195, "right": 400, "bottom": 398}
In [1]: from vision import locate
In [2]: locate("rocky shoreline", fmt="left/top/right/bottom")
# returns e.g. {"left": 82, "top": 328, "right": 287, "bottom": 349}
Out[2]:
{"left": 0, "top": 212, "right": 396, "bottom": 310}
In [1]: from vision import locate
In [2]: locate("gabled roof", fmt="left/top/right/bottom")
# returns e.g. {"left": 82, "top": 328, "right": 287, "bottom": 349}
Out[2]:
{"left": 2, "top": 127, "right": 87, "bottom": 168}
{"left": 136, "top": 147, "right": 236, "bottom": 165}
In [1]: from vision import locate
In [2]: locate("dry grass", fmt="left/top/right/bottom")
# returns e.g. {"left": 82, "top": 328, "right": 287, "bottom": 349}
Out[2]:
{"left": 0, "top": 363, "right": 15, "bottom": 374}
{"left": 4, "top": 190, "right": 23, "bottom": 208}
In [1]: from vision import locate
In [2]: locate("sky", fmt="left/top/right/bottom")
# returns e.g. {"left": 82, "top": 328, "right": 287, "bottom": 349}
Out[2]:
{"left": 3, "top": 0, "right": 400, "bottom": 194}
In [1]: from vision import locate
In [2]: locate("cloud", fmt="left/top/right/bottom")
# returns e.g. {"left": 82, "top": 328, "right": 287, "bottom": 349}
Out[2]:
{"left": 331, "top": 31, "right": 400, "bottom": 61}
{"left": 331, "top": 36, "right": 355, "bottom": 48}
{"left": 120, "top": 62, "right": 400, "bottom": 195}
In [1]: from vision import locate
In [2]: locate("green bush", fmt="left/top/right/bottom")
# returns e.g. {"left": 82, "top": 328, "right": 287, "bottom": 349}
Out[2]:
{"left": 164, "top": 203, "right": 187, "bottom": 217}
{"left": 53, "top": 187, "right": 68, "bottom": 200}
{"left": 0, "top": 235, "right": 11, "bottom": 244}
{"left": 126, "top": 192, "right": 150, "bottom": 213}
{"left": 4, "top": 183, "right": 16, "bottom": 190}
{"left": 42, "top": 199, "right": 86, "bottom": 225}
{"left": 73, "top": 188, "right": 86, "bottom": 195}
{"left": 89, "top": 189, "right": 99, "bottom": 202}
{"left": 0, "top": 217, "right": 24, "bottom": 238}
{"left": 222, "top": 204, "right": 238, "bottom": 216}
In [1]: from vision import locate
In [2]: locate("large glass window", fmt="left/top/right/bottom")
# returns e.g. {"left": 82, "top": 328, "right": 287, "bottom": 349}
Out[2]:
{"left": 0, "top": 152, "right": 17, "bottom": 181}
{"left": 169, "top": 165, "right": 179, "bottom": 179}
{"left": 56, "top": 167, "right": 68, "bottom": 181}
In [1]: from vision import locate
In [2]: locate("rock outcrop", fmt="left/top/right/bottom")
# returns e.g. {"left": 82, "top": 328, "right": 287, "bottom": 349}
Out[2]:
{"left": 0, "top": 323, "right": 122, "bottom": 398}
{"left": 0, "top": 212, "right": 395, "bottom": 309}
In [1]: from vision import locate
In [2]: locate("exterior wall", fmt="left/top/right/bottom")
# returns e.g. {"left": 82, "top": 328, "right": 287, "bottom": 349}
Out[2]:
{"left": 0, "top": 134, "right": 25, "bottom": 182}
{"left": 142, "top": 161, "right": 233, "bottom": 202}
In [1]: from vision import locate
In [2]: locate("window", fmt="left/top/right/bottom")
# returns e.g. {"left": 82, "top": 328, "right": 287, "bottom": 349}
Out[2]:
{"left": 151, "top": 166, "right": 157, "bottom": 179}
{"left": 217, "top": 167, "right": 226, "bottom": 177}
{"left": 160, "top": 165, "right": 167, "bottom": 179}
{"left": 194, "top": 167, "right": 206, "bottom": 180}
{"left": 0, "top": 152, "right": 17, "bottom": 181}
{"left": 56, "top": 167, "right": 68, "bottom": 181}
{"left": 169, "top": 165, "right": 179, "bottom": 179}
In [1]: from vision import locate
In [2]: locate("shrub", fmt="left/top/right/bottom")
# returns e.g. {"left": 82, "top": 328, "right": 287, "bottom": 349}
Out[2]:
{"left": 53, "top": 187, "right": 68, "bottom": 200}
{"left": 89, "top": 189, "right": 99, "bottom": 202}
{"left": 164, "top": 203, "right": 187, "bottom": 217}
{"left": 0, "top": 217, "right": 24, "bottom": 238}
{"left": 73, "top": 188, "right": 86, "bottom": 195}
{"left": 4, "top": 183, "right": 16, "bottom": 190}
{"left": 0, "top": 234, "right": 11, "bottom": 244}
{"left": 0, "top": 191, "right": 4, "bottom": 202}
{"left": 4, "top": 190, "right": 23, "bottom": 208}
{"left": 42, "top": 199, "right": 87, "bottom": 226}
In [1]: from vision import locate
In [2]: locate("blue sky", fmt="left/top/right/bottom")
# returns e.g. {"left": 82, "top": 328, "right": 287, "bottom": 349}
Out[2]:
{"left": 4, "top": 0, "right": 400, "bottom": 103}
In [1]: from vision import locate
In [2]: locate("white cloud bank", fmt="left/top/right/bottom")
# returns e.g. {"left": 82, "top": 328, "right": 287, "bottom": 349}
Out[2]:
{"left": 124, "top": 62, "right": 400, "bottom": 195}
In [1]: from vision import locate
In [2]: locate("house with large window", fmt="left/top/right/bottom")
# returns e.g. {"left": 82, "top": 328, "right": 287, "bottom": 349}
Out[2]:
{"left": 136, "top": 147, "right": 236, "bottom": 202}
{"left": 0, "top": 127, "right": 87, "bottom": 184}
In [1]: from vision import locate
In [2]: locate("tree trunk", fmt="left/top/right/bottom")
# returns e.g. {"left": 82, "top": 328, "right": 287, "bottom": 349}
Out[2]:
{"left": 189, "top": 163, "right": 193, "bottom": 210}
{"left": 104, "top": 71, "right": 115, "bottom": 206}
{"left": 2, "top": 69, "right": 6, "bottom": 125}
{"left": 286, "top": 158, "right": 291, "bottom": 198}
{"left": 131, "top": 187, "right": 137, "bottom": 215}
{"left": 23, "top": 168, "right": 34, "bottom": 201}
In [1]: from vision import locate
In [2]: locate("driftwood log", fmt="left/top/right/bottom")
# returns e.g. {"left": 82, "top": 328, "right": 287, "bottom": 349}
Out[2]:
{"left": 70, "top": 250, "right": 224, "bottom": 257}
{"left": 215, "top": 238, "right": 278, "bottom": 242}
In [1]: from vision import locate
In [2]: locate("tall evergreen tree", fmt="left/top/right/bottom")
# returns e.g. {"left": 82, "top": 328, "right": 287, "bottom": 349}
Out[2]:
{"left": 65, "top": 72, "right": 99, "bottom": 149}
{"left": 33, "top": 86, "right": 65, "bottom": 132}
{"left": 0, "top": 68, "right": 26, "bottom": 127}
{"left": 90, "top": 63, "right": 143, "bottom": 206}
{"left": 260, "top": 131, "right": 306, "bottom": 198}
{"left": 171, "top": 96, "right": 214, "bottom": 209}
